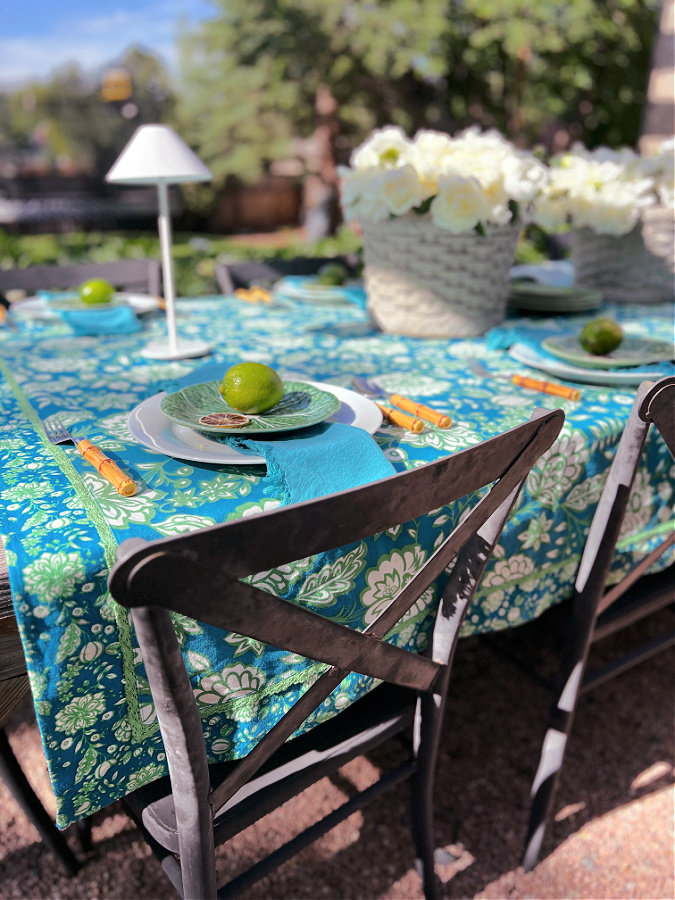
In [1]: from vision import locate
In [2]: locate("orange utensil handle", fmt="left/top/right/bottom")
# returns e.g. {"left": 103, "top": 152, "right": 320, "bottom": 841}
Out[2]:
{"left": 377, "top": 404, "right": 424, "bottom": 433}
{"left": 76, "top": 440, "right": 137, "bottom": 497}
{"left": 511, "top": 375, "right": 581, "bottom": 401}
{"left": 389, "top": 394, "right": 452, "bottom": 428}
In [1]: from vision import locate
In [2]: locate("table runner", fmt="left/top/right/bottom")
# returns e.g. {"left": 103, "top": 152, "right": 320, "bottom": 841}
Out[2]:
{"left": 0, "top": 295, "right": 672, "bottom": 827}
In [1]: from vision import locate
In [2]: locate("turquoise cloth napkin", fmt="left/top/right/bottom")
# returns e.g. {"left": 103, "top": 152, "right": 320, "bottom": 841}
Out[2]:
{"left": 224, "top": 421, "right": 394, "bottom": 504}
{"left": 37, "top": 290, "right": 141, "bottom": 336}
{"left": 58, "top": 305, "right": 141, "bottom": 336}
{"left": 159, "top": 362, "right": 394, "bottom": 505}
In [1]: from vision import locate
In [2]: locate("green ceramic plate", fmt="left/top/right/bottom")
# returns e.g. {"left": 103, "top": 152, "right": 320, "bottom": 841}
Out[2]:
{"left": 542, "top": 335, "right": 675, "bottom": 370}
{"left": 160, "top": 380, "right": 342, "bottom": 435}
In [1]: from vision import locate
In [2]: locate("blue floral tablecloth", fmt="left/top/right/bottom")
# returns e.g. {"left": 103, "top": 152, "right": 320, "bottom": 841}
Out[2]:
{"left": 0, "top": 294, "right": 672, "bottom": 827}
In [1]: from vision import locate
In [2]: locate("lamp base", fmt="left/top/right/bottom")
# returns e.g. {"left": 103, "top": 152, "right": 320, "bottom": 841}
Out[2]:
{"left": 140, "top": 339, "right": 212, "bottom": 360}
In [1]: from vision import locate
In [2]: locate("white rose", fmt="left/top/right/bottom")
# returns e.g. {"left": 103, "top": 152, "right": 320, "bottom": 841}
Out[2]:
{"left": 532, "top": 190, "right": 571, "bottom": 231}
{"left": 350, "top": 125, "right": 413, "bottom": 170}
{"left": 339, "top": 167, "right": 390, "bottom": 223}
{"left": 430, "top": 175, "right": 488, "bottom": 233}
{"left": 380, "top": 165, "right": 429, "bottom": 215}
{"left": 502, "top": 154, "right": 549, "bottom": 202}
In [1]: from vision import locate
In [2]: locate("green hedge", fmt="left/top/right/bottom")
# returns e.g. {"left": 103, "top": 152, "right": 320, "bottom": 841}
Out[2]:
{"left": 0, "top": 228, "right": 364, "bottom": 296}
{"left": 0, "top": 224, "right": 547, "bottom": 296}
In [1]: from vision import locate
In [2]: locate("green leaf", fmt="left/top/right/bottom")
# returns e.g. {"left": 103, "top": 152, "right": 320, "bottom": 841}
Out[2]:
{"left": 56, "top": 623, "right": 82, "bottom": 664}
{"left": 75, "top": 745, "right": 98, "bottom": 784}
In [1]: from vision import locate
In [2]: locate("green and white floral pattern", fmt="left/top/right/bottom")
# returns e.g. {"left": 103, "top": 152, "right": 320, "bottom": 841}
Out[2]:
{"left": 0, "top": 296, "right": 672, "bottom": 828}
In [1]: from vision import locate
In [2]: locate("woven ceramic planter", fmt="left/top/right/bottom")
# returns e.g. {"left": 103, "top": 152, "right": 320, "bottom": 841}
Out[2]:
{"left": 361, "top": 215, "right": 522, "bottom": 338}
{"left": 572, "top": 213, "right": 675, "bottom": 305}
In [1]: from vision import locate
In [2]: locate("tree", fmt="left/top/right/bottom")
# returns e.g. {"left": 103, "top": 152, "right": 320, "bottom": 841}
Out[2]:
{"left": 1, "top": 47, "right": 176, "bottom": 180}
{"left": 178, "top": 0, "right": 659, "bottom": 211}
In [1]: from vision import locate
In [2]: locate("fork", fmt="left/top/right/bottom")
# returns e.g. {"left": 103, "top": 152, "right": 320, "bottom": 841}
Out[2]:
{"left": 44, "top": 417, "right": 137, "bottom": 496}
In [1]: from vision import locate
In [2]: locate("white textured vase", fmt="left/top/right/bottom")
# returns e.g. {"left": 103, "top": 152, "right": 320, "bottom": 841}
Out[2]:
{"left": 572, "top": 214, "right": 675, "bottom": 305}
{"left": 361, "top": 215, "right": 521, "bottom": 338}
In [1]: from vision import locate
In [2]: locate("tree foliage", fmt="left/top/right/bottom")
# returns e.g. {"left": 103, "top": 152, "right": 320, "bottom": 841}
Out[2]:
{"left": 1, "top": 48, "right": 175, "bottom": 178}
{"left": 178, "top": 0, "right": 659, "bottom": 189}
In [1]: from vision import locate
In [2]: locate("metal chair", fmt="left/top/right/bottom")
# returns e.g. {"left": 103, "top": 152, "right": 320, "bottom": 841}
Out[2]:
{"left": 0, "top": 258, "right": 161, "bottom": 299}
{"left": 518, "top": 376, "right": 675, "bottom": 870}
{"left": 108, "top": 406, "right": 563, "bottom": 899}
{"left": 215, "top": 255, "right": 359, "bottom": 294}
{"left": 0, "top": 683, "right": 85, "bottom": 876}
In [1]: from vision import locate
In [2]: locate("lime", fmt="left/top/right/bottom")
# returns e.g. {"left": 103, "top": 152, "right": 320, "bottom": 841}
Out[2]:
{"left": 579, "top": 318, "right": 624, "bottom": 355}
{"left": 219, "top": 362, "right": 284, "bottom": 414}
{"left": 316, "top": 262, "right": 348, "bottom": 286}
{"left": 79, "top": 278, "right": 114, "bottom": 305}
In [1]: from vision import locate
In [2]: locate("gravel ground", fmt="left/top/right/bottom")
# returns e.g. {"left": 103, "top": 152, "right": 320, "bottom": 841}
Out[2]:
{"left": 1, "top": 611, "right": 673, "bottom": 900}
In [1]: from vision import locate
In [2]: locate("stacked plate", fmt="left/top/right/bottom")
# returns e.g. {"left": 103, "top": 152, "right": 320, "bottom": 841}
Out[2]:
{"left": 508, "top": 282, "right": 603, "bottom": 315}
{"left": 127, "top": 381, "right": 382, "bottom": 465}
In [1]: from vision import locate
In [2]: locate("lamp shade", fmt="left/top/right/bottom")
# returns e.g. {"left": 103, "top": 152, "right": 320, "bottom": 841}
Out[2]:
{"left": 105, "top": 124, "right": 212, "bottom": 184}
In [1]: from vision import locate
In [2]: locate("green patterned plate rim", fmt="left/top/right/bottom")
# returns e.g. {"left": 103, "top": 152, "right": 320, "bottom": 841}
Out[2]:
{"left": 160, "top": 380, "right": 342, "bottom": 434}
{"left": 542, "top": 335, "right": 675, "bottom": 370}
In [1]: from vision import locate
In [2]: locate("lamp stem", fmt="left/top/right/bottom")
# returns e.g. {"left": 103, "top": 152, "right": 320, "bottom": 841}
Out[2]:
{"left": 157, "top": 181, "right": 178, "bottom": 354}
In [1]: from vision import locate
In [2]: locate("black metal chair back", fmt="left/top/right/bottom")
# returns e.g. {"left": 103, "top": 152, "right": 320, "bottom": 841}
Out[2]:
{"left": 109, "top": 407, "right": 563, "bottom": 899}
{"left": 0, "top": 259, "right": 161, "bottom": 298}
{"left": 522, "top": 376, "right": 675, "bottom": 869}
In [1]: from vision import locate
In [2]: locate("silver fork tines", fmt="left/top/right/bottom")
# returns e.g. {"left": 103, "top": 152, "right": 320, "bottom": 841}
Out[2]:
{"left": 43, "top": 416, "right": 74, "bottom": 445}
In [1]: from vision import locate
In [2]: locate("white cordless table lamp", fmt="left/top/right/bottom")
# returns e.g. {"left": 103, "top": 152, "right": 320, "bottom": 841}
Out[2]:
{"left": 106, "top": 124, "right": 213, "bottom": 359}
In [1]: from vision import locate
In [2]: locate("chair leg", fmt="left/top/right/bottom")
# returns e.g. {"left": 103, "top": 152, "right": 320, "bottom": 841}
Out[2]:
{"left": 76, "top": 816, "right": 93, "bottom": 853}
{"left": 0, "top": 728, "right": 81, "bottom": 876}
{"left": 409, "top": 693, "right": 441, "bottom": 900}
{"left": 522, "top": 679, "right": 578, "bottom": 871}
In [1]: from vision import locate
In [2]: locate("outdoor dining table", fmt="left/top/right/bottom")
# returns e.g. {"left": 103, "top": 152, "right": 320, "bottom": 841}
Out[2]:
{"left": 0, "top": 285, "right": 672, "bottom": 831}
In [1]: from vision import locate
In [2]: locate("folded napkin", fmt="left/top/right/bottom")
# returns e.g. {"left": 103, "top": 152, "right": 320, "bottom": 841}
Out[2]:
{"left": 37, "top": 290, "right": 141, "bottom": 336}
{"left": 156, "top": 362, "right": 394, "bottom": 505}
{"left": 223, "top": 421, "right": 394, "bottom": 504}
{"left": 58, "top": 305, "right": 141, "bottom": 336}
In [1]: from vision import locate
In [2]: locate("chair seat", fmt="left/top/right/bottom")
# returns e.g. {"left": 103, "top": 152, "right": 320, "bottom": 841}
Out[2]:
{"left": 124, "top": 683, "right": 416, "bottom": 854}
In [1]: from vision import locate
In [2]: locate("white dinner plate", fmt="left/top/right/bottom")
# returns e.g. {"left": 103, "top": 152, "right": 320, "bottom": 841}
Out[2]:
{"left": 127, "top": 381, "right": 383, "bottom": 465}
{"left": 509, "top": 342, "right": 668, "bottom": 386}
{"left": 13, "top": 292, "right": 160, "bottom": 319}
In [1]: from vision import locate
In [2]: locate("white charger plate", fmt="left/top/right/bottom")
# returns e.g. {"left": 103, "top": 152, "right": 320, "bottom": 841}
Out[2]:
{"left": 13, "top": 292, "right": 160, "bottom": 319}
{"left": 127, "top": 381, "right": 383, "bottom": 465}
{"left": 509, "top": 342, "right": 667, "bottom": 386}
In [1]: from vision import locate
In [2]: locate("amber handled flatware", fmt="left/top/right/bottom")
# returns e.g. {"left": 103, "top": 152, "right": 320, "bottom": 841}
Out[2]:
{"left": 43, "top": 416, "right": 137, "bottom": 496}
{"left": 352, "top": 376, "right": 451, "bottom": 428}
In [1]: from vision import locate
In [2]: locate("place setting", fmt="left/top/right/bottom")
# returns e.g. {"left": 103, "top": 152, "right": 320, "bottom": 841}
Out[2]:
{"left": 125, "top": 360, "right": 398, "bottom": 506}
{"left": 272, "top": 262, "right": 367, "bottom": 309}
{"left": 10, "top": 277, "right": 161, "bottom": 335}
{"left": 492, "top": 314, "right": 675, "bottom": 387}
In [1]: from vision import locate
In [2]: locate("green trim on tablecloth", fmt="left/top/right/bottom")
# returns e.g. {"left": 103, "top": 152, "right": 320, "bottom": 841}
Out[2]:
{"left": 0, "top": 357, "right": 150, "bottom": 742}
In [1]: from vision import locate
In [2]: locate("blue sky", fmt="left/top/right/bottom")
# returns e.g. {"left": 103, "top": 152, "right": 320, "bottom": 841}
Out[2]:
{"left": 0, "top": 0, "right": 215, "bottom": 88}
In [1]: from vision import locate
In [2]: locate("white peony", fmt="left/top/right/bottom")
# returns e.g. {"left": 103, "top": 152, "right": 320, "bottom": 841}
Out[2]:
{"left": 430, "top": 175, "right": 488, "bottom": 233}
{"left": 379, "top": 165, "right": 431, "bottom": 216}
{"left": 350, "top": 125, "right": 414, "bottom": 170}
{"left": 340, "top": 124, "right": 549, "bottom": 233}
{"left": 532, "top": 143, "right": 661, "bottom": 235}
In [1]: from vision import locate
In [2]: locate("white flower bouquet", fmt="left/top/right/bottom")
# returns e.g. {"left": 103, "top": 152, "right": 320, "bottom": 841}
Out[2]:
{"left": 338, "top": 126, "right": 548, "bottom": 337}
{"left": 535, "top": 141, "right": 675, "bottom": 303}
{"left": 339, "top": 125, "right": 548, "bottom": 234}
{"left": 531, "top": 143, "right": 662, "bottom": 236}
